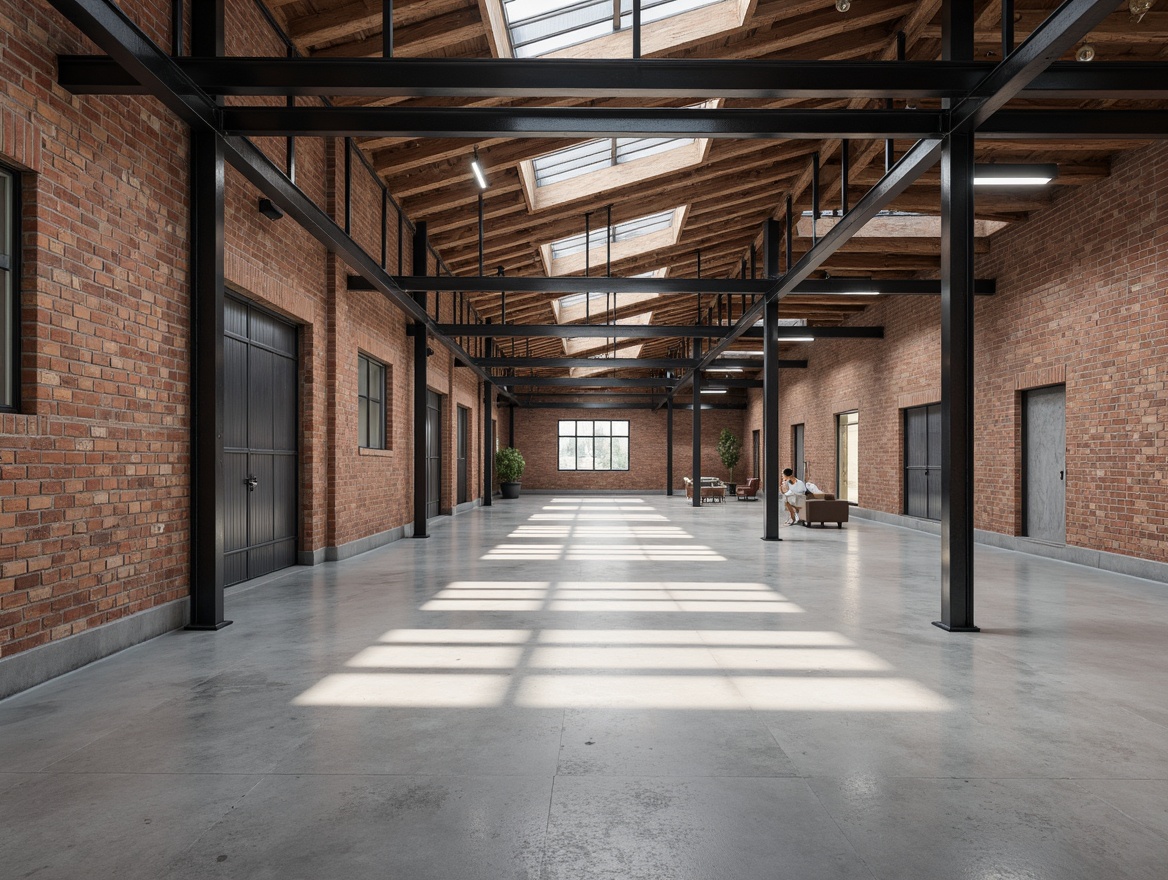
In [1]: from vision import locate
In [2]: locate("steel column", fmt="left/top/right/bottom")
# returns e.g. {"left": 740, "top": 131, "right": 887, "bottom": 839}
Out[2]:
{"left": 936, "top": 0, "right": 978, "bottom": 632}
{"left": 413, "top": 221, "right": 429, "bottom": 539}
{"left": 666, "top": 397, "right": 674, "bottom": 496}
{"left": 762, "top": 220, "right": 782, "bottom": 541}
{"left": 691, "top": 342, "right": 702, "bottom": 508}
{"left": 483, "top": 321, "right": 493, "bottom": 507}
{"left": 187, "top": 0, "right": 229, "bottom": 630}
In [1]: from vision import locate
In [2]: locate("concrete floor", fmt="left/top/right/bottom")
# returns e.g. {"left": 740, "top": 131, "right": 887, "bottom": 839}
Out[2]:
{"left": 2, "top": 495, "right": 1167, "bottom": 879}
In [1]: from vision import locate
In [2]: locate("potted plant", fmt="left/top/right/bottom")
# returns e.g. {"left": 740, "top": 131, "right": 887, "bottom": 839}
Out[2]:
{"left": 717, "top": 428, "right": 742, "bottom": 493}
{"left": 495, "top": 446, "right": 526, "bottom": 499}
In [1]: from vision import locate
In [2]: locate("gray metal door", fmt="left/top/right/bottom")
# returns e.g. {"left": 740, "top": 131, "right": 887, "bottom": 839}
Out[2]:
{"left": 224, "top": 297, "right": 298, "bottom": 586}
{"left": 426, "top": 390, "right": 442, "bottom": 519}
{"left": 457, "top": 405, "right": 468, "bottom": 505}
{"left": 905, "top": 404, "right": 941, "bottom": 520}
{"left": 752, "top": 430, "right": 760, "bottom": 479}
{"left": 1024, "top": 385, "right": 1066, "bottom": 543}
{"left": 792, "top": 423, "right": 805, "bottom": 480}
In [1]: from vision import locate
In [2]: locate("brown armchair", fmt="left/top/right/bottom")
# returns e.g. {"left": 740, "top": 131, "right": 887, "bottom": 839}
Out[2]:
{"left": 802, "top": 492, "right": 849, "bottom": 527}
{"left": 735, "top": 478, "right": 760, "bottom": 501}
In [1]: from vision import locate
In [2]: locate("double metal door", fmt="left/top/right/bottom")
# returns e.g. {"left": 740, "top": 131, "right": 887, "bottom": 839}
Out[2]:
{"left": 904, "top": 404, "right": 941, "bottom": 521}
{"left": 224, "top": 297, "right": 298, "bottom": 586}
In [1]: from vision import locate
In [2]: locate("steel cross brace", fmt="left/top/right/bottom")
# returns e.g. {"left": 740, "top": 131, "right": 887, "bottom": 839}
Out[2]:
{"left": 657, "top": 0, "right": 1128, "bottom": 409}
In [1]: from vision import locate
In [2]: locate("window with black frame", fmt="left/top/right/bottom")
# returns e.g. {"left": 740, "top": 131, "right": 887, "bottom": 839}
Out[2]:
{"left": 357, "top": 353, "right": 386, "bottom": 449}
{"left": 558, "top": 419, "right": 629, "bottom": 471}
{"left": 0, "top": 165, "right": 17, "bottom": 411}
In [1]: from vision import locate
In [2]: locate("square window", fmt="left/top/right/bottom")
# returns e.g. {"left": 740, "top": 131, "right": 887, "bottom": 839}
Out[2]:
{"left": 558, "top": 420, "right": 629, "bottom": 471}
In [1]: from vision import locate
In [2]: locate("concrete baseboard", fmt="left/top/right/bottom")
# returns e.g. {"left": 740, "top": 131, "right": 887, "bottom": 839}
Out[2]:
{"left": 323, "top": 522, "right": 414, "bottom": 562}
{"left": 852, "top": 507, "right": 1168, "bottom": 586}
{"left": 0, "top": 598, "right": 189, "bottom": 701}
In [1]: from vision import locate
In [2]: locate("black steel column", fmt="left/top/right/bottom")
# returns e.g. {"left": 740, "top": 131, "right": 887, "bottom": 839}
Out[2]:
{"left": 936, "top": 0, "right": 978, "bottom": 631}
{"left": 665, "top": 397, "right": 674, "bottom": 496}
{"left": 412, "top": 222, "right": 429, "bottom": 538}
{"left": 482, "top": 379, "right": 493, "bottom": 507}
{"left": 187, "top": 0, "right": 229, "bottom": 630}
{"left": 691, "top": 341, "right": 702, "bottom": 508}
{"left": 762, "top": 219, "right": 782, "bottom": 541}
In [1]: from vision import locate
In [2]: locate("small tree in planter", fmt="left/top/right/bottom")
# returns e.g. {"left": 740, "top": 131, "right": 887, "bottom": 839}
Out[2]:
{"left": 717, "top": 428, "right": 742, "bottom": 492}
{"left": 495, "top": 447, "right": 526, "bottom": 499}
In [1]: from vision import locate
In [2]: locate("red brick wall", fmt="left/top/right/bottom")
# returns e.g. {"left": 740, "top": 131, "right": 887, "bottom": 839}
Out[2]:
{"left": 745, "top": 140, "right": 1168, "bottom": 563}
{"left": 1, "top": 1, "right": 191, "bottom": 657}
{"left": 0, "top": 0, "right": 494, "bottom": 663}
{"left": 513, "top": 406, "right": 747, "bottom": 491}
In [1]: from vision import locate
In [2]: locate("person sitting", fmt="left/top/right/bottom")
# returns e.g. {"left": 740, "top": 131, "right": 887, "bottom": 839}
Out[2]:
{"left": 781, "top": 468, "right": 807, "bottom": 525}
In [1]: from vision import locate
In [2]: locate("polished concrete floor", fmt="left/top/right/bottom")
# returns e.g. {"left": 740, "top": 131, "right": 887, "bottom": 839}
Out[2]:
{"left": 2, "top": 495, "right": 1167, "bottom": 879}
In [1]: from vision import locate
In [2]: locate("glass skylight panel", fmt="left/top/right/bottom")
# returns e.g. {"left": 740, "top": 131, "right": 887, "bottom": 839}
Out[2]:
{"left": 503, "top": 0, "right": 721, "bottom": 58}
{"left": 550, "top": 209, "right": 676, "bottom": 259}
{"left": 533, "top": 136, "right": 696, "bottom": 188}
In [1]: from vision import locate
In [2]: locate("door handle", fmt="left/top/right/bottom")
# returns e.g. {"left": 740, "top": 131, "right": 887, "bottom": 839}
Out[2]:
{"left": 1059, "top": 470, "right": 1064, "bottom": 481}
{"left": 245, "top": 475, "right": 259, "bottom": 491}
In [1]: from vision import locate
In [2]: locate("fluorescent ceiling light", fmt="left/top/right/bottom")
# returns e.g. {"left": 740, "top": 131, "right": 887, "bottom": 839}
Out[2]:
{"left": 705, "top": 367, "right": 743, "bottom": 373}
{"left": 973, "top": 164, "right": 1057, "bottom": 186}
{"left": 471, "top": 158, "right": 488, "bottom": 190}
{"left": 781, "top": 336, "right": 815, "bottom": 343}
{"left": 700, "top": 388, "right": 728, "bottom": 394}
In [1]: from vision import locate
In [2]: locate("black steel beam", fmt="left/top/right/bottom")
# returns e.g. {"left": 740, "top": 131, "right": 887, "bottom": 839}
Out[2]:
{"left": 473, "top": 356, "right": 807, "bottom": 369}
{"left": 977, "top": 110, "right": 1168, "bottom": 139}
{"left": 58, "top": 56, "right": 1168, "bottom": 100}
{"left": 495, "top": 376, "right": 763, "bottom": 388}
{"left": 221, "top": 106, "right": 944, "bottom": 139}
{"left": 438, "top": 324, "right": 883, "bottom": 339}
{"left": 45, "top": 0, "right": 506, "bottom": 399}
{"left": 351, "top": 275, "right": 996, "bottom": 296}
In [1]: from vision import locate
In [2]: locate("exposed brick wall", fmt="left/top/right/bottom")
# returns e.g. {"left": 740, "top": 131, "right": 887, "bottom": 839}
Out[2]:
{"left": 1, "top": 0, "right": 495, "bottom": 663}
{"left": 744, "top": 140, "right": 1168, "bottom": 564}
{"left": 513, "top": 406, "right": 747, "bottom": 491}
{"left": 1, "top": 1, "right": 191, "bottom": 657}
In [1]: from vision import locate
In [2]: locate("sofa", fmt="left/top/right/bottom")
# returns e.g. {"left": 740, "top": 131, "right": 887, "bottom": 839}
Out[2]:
{"left": 683, "top": 476, "right": 727, "bottom": 503}
{"left": 802, "top": 492, "right": 849, "bottom": 528}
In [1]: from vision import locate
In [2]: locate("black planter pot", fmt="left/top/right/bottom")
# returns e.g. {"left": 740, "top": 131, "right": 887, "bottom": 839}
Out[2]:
{"left": 501, "top": 481, "right": 521, "bottom": 499}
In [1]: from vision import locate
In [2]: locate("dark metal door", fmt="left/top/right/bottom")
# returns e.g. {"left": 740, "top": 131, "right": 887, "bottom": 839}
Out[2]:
{"left": 752, "top": 430, "right": 760, "bottom": 479}
{"left": 792, "top": 423, "right": 805, "bottom": 480}
{"left": 426, "top": 390, "right": 442, "bottom": 519}
{"left": 457, "top": 405, "right": 469, "bottom": 505}
{"left": 904, "top": 403, "right": 941, "bottom": 520}
{"left": 1024, "top": 385, "right": 1066, "bottom": 543}
{"left": 224, "top": 296, "right": 298, "bottom": 586}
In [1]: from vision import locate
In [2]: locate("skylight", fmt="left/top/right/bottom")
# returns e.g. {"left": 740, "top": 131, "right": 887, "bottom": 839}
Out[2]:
{"left": 534, "top": 137, "right": 696, "bottom": 187}
{"left": 551, "top": 210, "right": 676, "bottom": 259}
{"left": 502, "top": 0, "right": 722, "bottom": 58}
{"left": 552, "top": 270, "right": 664, "bottom": 324}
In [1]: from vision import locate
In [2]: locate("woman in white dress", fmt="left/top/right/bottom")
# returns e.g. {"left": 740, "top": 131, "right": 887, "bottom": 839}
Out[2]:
{"left": 781, "top": 468, "right": 807, "bottom": 525}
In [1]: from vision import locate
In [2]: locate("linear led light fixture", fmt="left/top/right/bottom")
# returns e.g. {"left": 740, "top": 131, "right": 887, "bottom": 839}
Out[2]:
{"left": 470, "top": 147, "right": 489, "bottom": 190}
{"left": 705, "top": 367, "right": 743, "bottom": 373}
{"left": 973, "top": 164, "right": 1057, "bottom": 186}
{"left": 700, "top": 388, "right": 728, "bottom": 394}
{"left": 782, "top": 336, "right": 815, "bottom": 343}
